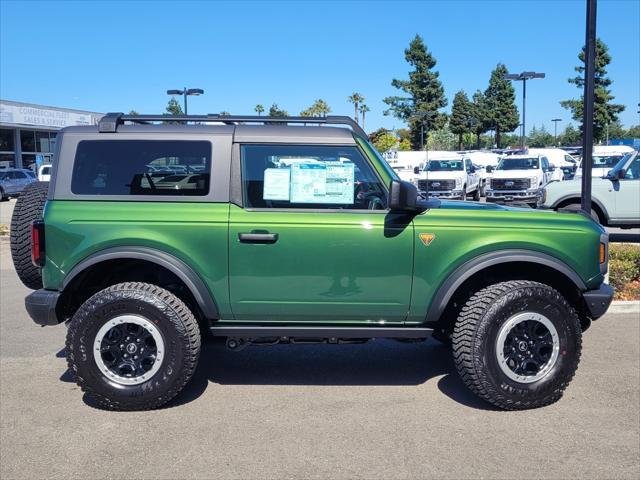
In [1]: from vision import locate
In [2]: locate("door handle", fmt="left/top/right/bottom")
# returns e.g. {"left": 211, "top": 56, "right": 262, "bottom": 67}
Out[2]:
{"left": 238, "top": 232, "right": 279, "bottom": 244}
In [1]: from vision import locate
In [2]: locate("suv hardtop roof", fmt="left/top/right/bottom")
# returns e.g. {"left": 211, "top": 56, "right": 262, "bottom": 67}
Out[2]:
{"left": 95, "top": 113, "right": 367, "bottom": 137}
{"left": 61, "top": 123, "right": 358, "bottom": 144}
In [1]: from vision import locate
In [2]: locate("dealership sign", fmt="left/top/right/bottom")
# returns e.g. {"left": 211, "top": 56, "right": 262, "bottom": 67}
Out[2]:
{"left": 0, "top": 102, "right": 99, "bottom": 128}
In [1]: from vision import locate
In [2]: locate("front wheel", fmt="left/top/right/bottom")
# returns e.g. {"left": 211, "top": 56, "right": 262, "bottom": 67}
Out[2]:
{"left": 452, "top": 280, "right": 581, "bottom": 410}
{"left": 66, "top": 282, "right": 201, "bottom": 410}
{"left": 472, "top": 187, "right": 481, "bottom": 201}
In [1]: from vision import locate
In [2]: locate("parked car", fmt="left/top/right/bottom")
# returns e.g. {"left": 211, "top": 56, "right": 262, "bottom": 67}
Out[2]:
{"left": 541, "top": 150, "right": 640, "bottom": 228}
{"left": 485, "top": 154, "right": 560, "bottom": 207}
{"left": 528, "top": 148, "right": 578, "bottom": 180}
{"left": 463, "top": 151, "right": 502, "bottom": 196}
{"left": 11, "top": 112, "right": 612, "bottom": 411}
{"left": 413, "top": 153, "right": 481, "bottom": 200}
{"left": 0, "top": 168, "right": 37, "bottom": 200}
{"left": 575, "top": 145, "right": 634, "bottom": 178}
{"left": 38, "top": 164, "right": 52, "bottom": 182}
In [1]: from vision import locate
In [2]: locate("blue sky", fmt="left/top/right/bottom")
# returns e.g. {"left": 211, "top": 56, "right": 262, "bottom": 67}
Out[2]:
{"left": 1, "top": 0, "right": 638, "bottom": 134}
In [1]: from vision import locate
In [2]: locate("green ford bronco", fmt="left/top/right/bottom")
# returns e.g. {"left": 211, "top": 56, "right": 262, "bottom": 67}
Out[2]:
{"left": 11, "top": 114, "right": 613, "bottom": 411}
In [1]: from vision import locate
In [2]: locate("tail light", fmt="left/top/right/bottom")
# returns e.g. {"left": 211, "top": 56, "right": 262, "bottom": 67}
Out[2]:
{"left": 31, "top": 220, "right": 45, "bottom": 267}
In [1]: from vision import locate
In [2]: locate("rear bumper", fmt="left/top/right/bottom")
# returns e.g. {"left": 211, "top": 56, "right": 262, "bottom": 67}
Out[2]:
{"left": 582, "top": 283, "right": 614, "bottom": 320}
{"left": 25, "top": 289, "right": 61, "bottom": 326}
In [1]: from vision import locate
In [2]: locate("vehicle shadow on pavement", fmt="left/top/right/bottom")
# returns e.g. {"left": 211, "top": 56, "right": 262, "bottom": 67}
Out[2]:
{"left": 166, "top": 338, "right": 497, "bottom": 411}
{"left": 58, "top": 339, "right": 494, "bottom": 411}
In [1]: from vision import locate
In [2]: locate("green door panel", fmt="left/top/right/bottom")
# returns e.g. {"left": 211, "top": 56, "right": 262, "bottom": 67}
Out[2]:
{"left": 228, "top": 205, "right": 414, "bottom": 324}
{"left": 42, "top": 201, "right": 232, "bottom": 316}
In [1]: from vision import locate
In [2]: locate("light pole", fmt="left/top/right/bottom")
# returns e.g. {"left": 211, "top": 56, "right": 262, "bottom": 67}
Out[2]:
{"left": 552, "top": 118, "right": 562, "bottom": 145}
{"left": 504, "top": 71, "right": 545, "bottom": 148}
{"left": 166, "top": 87, "right": 204, "bottom": 114}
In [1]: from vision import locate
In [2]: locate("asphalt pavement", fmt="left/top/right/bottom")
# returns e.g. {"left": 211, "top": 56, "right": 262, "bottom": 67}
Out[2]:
{"left": 1, "top": 240, "right": 639, "bottom": 479}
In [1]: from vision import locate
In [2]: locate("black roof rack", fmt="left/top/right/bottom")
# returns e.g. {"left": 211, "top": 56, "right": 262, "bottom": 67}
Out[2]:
{"left": 98, "top": 113, "right": 367, "bottom": 137}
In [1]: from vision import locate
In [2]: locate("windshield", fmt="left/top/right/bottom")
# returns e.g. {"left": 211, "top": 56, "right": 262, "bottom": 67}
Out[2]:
{"left": 427, "top": 160, "right": 463, "bottom": 171}
{"left": 158, "top": 175, "right": 187, "bottom": 182}
{"left": 496, "top": 157, "right": 539, "bottom": 170}
{"left": 607, "top": 152, "right": 637, "bottom": 177}
{"left": 591, "top": 154, "right": 626, "bottom": 168}
{"left": 41, "top": 166, "right": 51, "bottom": 175}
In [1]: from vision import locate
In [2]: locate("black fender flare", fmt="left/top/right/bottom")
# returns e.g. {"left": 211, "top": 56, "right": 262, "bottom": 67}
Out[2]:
{"left": 62, "top": 246, "right": 219, "bottom": 319}
{"left": 551, "top": 194, "right": 610, "bottom": 221}
{"left": 424, "top": 249, "right": 586, "bottom": 324}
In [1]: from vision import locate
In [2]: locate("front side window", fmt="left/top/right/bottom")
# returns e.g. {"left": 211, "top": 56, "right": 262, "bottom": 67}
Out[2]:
{"left": 241, "top": 144, "right": 387, "bottom": 210}
{"left": 71, "top": 140, "right": 211, "bottom": 196}
{"left": 592, "top": 154, "right": 624, "bottom": 168}
{"left": 624, "top": 154, "right": 640, "bottom": 180}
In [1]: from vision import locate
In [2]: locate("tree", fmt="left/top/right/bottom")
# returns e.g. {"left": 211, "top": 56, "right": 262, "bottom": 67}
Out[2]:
{"left": 470, "top": 90, "right": 490, "bottom": 149}
{"left": 254, "top": 104, "right": 264, "bottom": 116}
{"left": 269, "top": 103, "right": 288, "bottom": 117}
{"left": 560, "top": 38, "right": 625, "bottom": 142}
{"left": 165, "top": 98, "right": 184, "bottom": 115}
{"left": 398, "top": 138, "right": 412, "bottom": 151}
{"left": 527, "top": 125, "right": 554, "bottom": 147}
{"left": 347, "top": 93, "right": 365, "bottom": 124}
{"left": 359, "top": 104, "right": 370, "bottom": 130}
{"left": 558, "top": 123, "right": 581, "bottom": 146}
{"left": 372, "top": 132, "right": 398, "bottom": 153}
{"left": 449, "top": 90, "right": 473, "bottom": 150}
{"left": 626, "top": 125, "right": 640, "bottom": 138}
{"left": 484, "top": 63, "right": 519, "bottom": 148}
{"left": 383, "top": 34, "right": 447, "bottom": 149}
{"left": 368, "top": 127, "right": 390, "bottom": 145}
{"left": 219, "top": 111, "right": 230, "bottom": 116}
{"left": 128, "top": 110, "right": 139, "bottom": 115}
{"left": 427, "top": 124, "right": 455, "bottom": 151}
{"left": 300, "top": 99, "right": 331, "bottom": 117}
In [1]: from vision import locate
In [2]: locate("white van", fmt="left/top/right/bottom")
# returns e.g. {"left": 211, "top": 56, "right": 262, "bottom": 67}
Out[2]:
{"left": 528, "top": 148, "right": 578, "bottom": 179}
{"left": 575, "top": 145, "right": 634, "bottom": 178}
{"left": 37, "top": 164, "right": 52, "bottom": 182}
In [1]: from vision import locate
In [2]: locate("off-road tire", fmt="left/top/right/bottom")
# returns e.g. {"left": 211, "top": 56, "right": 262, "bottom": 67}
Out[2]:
{"left": 472, "top": 187, "right": 481, "bottom": 201}
{"left": 10, "top": 181, "right": 49, "bottom": 289}
{"left": 452, "top": 280, "right": 582, "bottom": 410}
{"left": 0, "top": 187, "right": 8, "bottom": 201}
{"left": 66, "top": 282, "right": 201, "bottom": 411}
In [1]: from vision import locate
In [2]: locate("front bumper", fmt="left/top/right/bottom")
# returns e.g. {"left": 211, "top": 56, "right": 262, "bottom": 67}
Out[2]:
{"left": 25, "top": 289, "right": 61, "bottom": 326}
{"left": 486, "top": 189, "right": 541, "bottom": 204}
{"left": 582, "top": 283, "right": 614, "bottom": 320}
{"left": 421, "top": 189, "right": 465, "bottom": 200}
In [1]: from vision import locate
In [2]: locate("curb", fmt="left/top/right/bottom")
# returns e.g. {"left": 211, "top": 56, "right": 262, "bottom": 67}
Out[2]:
{"left": 608, "top": 301, "right": 640, "bottom": 314}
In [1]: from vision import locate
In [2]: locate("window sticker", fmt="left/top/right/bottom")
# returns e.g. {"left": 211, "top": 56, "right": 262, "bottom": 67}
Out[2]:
{"left": 263, "top": 168, "right": 291, "bottom": 200}
{"left": 290, "top": 161, "right": 355, "bottom": 204}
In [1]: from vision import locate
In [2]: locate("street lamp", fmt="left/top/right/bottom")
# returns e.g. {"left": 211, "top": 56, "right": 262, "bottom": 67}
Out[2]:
{"left": 551, "top": 118, "right": 562, "bottom": 145}
{"left": 504, "top": 71, "right": 545, "bottom": 148}
{"left": 166, "top": 87, "right": 204, "bottom": 115}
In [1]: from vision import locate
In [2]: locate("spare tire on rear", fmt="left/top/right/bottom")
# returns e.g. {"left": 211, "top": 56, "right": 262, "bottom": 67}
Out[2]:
{"left": 10, "top": 182, "right": 49, "bottom": 289}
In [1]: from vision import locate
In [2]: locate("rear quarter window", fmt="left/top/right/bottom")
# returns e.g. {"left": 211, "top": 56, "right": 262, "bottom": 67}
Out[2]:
{"left": 71, "top": 140, "right": 212, "bottom": 196}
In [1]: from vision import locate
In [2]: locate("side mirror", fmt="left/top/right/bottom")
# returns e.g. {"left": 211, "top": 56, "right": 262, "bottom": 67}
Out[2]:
{"left": 486, "top": 165, "right": 494, "bottom": 173}
{"left": 616, "top": 170, "right": 626, "bottom": 180}
{"left": 549, "top": 164, "right": 556, "bottom": 171}
{"left": 389, "top": 180, "right": 418, "bottom": 211}
{"left": 469, "top": 165, "right": 476, "bottom": 173}
{"left": 413, "top": 166, "right": 420, "bottom": 175}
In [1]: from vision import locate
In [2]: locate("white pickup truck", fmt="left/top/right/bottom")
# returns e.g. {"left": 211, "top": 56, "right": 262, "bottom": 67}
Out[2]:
{"left": 486, "top": 154, "right": 559, "bottom": 207}
{"left": 413, "top": 153, "right": 481, "bottom": 200}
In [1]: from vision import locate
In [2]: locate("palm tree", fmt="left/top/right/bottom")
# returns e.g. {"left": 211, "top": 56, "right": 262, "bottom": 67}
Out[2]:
{"left": 254, "top": 104, "right": 264, "bottom": 116}
{"left": 359, "top": 104, "right": 370, "bottom": 130}
{"left": 347, "top": 92, "right": 365, "bottom": 124}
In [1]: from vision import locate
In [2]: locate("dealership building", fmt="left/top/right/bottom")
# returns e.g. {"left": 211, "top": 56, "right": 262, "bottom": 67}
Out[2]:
{"left": 0, "top": 99, "right": 103, "bottom": 170}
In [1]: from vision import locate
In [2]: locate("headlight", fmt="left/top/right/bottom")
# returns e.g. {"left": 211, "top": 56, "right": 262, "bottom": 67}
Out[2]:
{"left": 530, "top": 177, "right": 539, "bottom": 187}
{"left": 455, "top": 177, "right": 463, "bottom": 187}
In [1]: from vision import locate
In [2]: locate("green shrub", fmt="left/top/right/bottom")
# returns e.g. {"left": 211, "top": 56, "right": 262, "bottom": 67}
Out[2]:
{"left": 609, "top": 244, "right": 640, "bottom": 294}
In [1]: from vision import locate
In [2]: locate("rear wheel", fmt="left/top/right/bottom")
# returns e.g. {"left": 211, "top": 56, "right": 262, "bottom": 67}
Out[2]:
{"left": 452, "top": 280, "right": 581, "bottom": 410}
{"left": 472, "top": 186, "right": 481, "bottom": 201}
{"left": 10, "top": 181, "right": 49, "bottom": 289}
{"left": 66, "top": 282, "right": 201, "bottom": 411}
